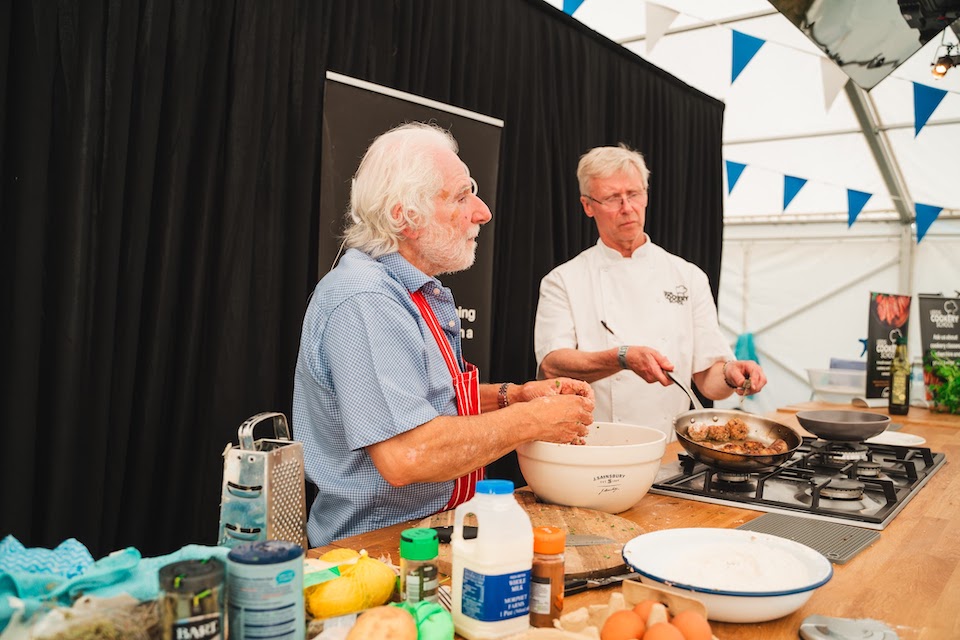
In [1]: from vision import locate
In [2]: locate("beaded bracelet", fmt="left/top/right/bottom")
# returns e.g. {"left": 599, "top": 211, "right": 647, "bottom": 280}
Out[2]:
{"left": 498, "top": 382, "right": 511, "bottom": 409}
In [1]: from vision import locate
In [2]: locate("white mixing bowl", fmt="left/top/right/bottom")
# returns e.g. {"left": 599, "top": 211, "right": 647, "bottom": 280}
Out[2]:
{"left": 622, "top": 528, "right": 833, "bottom": 623}
{"left": 516, "top": 422, "right": 666, "bottom": 513}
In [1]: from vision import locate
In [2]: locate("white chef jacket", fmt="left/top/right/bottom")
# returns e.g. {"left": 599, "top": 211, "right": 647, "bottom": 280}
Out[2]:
{"left": 534, "top": 237, "right": 734, "bottom": 439}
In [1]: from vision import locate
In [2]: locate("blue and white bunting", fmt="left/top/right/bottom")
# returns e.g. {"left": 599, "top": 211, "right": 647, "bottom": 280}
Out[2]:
{"left": 915, "top": 203, "right": 943, "bottom": 242}
{"left": 563, "top": 0, "right": 586, "bottom": 16}
{"left": 913, "top": 82, "right": 947, "bottom": 137}
{"left": 731, "top": 31, "right": 765, "bottom": 84}
{"left": 645, "top": 3, "right": 679, "bottom": 54}
{"left": 783, "top": 175, "right": 807, "bottom": 212}
{"left": 725, "top": 160, "right": 747, "bottom": 195}
{"left": 846, "top": 189, "right": 872, "bottom": 227}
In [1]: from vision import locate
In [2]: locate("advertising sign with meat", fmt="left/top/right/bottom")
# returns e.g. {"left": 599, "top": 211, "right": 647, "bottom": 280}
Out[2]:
{"left": 866, "top": 292, "right": 911, "bottom": 399}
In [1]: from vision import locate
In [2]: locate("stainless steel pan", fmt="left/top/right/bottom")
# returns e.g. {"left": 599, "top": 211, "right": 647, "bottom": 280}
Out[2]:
{"left": 795, "top": 410, "right": 890, "bottom": 442}
{"left": 667, "top": 372, "right": 803, "bottom": 472}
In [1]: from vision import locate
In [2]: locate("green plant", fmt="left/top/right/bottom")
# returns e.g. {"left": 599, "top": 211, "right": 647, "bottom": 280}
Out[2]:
{"left": 924, "top": 351, "right": 960, "bottom": 415}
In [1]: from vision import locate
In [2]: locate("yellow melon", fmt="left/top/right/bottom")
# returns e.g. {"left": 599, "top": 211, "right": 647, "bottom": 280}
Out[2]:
{"left": 306, "top": 549, "right": 397, "bottom": 619}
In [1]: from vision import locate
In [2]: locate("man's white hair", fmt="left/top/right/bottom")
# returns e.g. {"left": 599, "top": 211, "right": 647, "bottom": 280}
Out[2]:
{"left": 577, "top": 144, "right": 650, "bottom": 195}
{"left": 343, "top": 122, "right": 459, "bottom": 258}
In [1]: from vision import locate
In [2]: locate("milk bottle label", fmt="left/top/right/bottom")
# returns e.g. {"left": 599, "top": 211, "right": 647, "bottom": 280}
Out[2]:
{"left": 461, "top": 568, "right": 531, "bottom": 622}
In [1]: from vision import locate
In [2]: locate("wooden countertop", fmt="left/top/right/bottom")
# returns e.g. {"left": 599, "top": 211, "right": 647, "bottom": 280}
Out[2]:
{"left": 309, "top": 402, "right": 960, "bottom": 640}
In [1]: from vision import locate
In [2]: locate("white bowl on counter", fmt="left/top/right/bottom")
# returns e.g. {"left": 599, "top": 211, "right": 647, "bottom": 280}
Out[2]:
{"left": 622, "top": 528, "right": 833, "bottom": 623}
{"left": 516, "top": 422, "right": 666, "bottom": 514}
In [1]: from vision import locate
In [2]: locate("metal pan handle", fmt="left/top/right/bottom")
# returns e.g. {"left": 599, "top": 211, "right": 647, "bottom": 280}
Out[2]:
{"left": 665, "top": 371, "right": 704, "bottom": 411}
{"left": 237, "top": 412, "right": 291, "bottom": 450}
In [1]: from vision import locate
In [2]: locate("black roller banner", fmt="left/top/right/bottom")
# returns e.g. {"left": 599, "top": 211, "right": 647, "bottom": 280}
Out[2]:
{"left": 917, "top": 294, "right": 960, "bottom": 402}
{"left": 319, "top": 73, "right": 503, "bottom": 379}
{"left": 866, "top": 292, "right": 911, "bottom": 399}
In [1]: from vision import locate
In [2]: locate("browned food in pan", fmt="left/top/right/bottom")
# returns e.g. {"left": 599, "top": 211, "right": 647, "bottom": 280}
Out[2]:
{"left": 726, "top": 417, "right": 749, "bottom": 440}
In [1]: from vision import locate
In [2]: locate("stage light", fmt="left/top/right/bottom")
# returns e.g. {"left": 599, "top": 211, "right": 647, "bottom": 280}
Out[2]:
{"left": 932, "top": 55, "right": 955, "bottom": 78}
{"left": 930, "top": 42, "right": 960, "bottom": 79}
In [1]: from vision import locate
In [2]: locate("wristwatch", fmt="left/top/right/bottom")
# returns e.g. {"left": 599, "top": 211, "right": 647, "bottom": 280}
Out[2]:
{"left": 617, "top": 345, "right": 629, "bottom": 369}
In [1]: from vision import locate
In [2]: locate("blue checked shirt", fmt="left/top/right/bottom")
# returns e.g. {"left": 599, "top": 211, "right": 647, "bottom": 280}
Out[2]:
{"left": 292, "top": 249, "right": 465, "bottom": 546}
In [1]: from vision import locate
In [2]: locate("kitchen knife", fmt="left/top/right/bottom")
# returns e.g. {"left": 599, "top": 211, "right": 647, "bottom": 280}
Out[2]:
{"left": 432, "top": 526, "right": 616, "bottom": 546}
{"left": 564, "top": 571, "right": 638, "bottom": 596}
{"left": 565, "top": 534, "right": 619, "bottom": 546}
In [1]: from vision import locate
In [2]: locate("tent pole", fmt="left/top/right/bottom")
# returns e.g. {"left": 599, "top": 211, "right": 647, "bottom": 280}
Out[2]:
{"left": 844, "top": 81, "right": 914, "bottom": 225}
{"left": 900, "top": 225, "right": 915, "bottom": 296}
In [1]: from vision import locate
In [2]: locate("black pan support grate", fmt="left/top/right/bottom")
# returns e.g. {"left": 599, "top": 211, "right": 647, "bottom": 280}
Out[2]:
{"left": 653, "top": 437, "right": 946, "bottom": 530}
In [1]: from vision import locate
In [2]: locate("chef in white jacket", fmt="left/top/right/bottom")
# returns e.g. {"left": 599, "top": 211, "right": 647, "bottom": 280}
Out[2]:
{"left": 534, "top": 145, "right": 766, "bottom": 439}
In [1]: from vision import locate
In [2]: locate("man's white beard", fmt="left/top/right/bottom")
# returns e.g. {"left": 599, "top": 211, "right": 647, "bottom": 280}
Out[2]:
{"left": 418, "top": 222, "right": 478, "bottom": 275}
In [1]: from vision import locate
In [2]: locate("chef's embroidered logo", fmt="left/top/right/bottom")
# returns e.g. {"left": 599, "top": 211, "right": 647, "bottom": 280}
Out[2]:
{"left": 664, "top": 285, "right": 688, "bottom": 304}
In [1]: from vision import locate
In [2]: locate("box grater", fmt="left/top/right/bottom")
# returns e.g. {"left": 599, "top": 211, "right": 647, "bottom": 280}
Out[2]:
{"left": 217, "top": 412, "right": 308, "bottom": 549}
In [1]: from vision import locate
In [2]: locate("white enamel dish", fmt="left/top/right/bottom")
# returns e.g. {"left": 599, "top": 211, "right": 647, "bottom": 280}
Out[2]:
{"left": 622, "top": 528, "right": 833, "bottom": 623}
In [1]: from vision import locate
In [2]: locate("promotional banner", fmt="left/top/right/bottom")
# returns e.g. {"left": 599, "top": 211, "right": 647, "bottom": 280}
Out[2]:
{"left": 866, "top": 293, "right": 911, "bottom": 399}
{"left": 917, "top": 294, "right": 960, "bottom": 404}
{"left": 319, "top": 72, "right": 504, "bottom": 380}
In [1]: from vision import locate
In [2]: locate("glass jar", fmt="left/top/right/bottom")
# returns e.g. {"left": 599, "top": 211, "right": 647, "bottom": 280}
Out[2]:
{"left": 400, "top": 527, "right": 439, "bottom": 604}
{"left": 158, "top": 558, "right": 225, "bottom": 640}
{"left": 530, "top": 526, "right": 565, "bottom": 628}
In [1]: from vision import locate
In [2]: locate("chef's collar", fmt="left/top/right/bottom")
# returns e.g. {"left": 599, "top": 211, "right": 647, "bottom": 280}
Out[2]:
{"left": 596, "top": 234, "right": 652, "bottom": 261}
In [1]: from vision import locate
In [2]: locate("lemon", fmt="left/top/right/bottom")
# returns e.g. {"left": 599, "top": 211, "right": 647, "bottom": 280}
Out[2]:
{"left": 320, "top": 548, "right": 362, "bottom": 564}
{"left": 306, "top": 549, "right": 397, "bottom": 619}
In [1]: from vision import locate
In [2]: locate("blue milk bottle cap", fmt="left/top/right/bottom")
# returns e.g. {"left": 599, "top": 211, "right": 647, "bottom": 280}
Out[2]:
{"left": 475, "top": 479, "right": 514, "bottom": 495}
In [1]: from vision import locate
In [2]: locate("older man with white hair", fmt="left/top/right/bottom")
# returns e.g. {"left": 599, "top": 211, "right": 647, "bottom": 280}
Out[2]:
{"left": 294, "top": 122, "right": 594, "bottom": 546}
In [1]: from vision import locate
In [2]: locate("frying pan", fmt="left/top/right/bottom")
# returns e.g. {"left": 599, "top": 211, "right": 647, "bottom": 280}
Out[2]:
{"left": 795, "top": 410, "right": 891, "bottom": 442}
{"left": 667, "top": 372, "right": 803, "bottom": 472}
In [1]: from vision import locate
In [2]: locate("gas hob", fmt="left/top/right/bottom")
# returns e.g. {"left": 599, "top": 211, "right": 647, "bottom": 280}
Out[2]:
{"left": 650, "top": 437, "right": 946, "bottom": 530}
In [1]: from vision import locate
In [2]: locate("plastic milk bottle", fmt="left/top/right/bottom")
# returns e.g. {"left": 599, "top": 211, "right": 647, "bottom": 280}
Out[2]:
{"left": 451, "top": 479, "right": 534, "bottom": 639}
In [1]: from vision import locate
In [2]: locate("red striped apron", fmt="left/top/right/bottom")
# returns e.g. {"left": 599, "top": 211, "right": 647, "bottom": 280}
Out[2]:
{"left": 410, "top": 290, "right": 484, "bottom": 510}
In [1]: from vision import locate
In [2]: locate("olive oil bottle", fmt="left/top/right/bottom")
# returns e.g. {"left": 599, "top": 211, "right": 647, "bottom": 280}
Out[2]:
{"left": 889, "top": 336, "right": 910, "bottom": 416}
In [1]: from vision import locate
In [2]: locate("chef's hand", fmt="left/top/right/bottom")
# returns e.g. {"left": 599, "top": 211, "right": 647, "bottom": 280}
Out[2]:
{"left": 722, "top": 360, "right": 767, "bottom": 395}
{"left": 521, "top": 393, "right": 595, "bottom": 445}
{"left": 514, "top": 377, "right": 594, "bottom": 402}
{"left": 623, "top": 346, "right": 675, "bottom": 386}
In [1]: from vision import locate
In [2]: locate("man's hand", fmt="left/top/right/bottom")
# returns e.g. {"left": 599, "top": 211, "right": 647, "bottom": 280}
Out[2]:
{"left": 722, "top": 360, "right": 767, "bottom": 395}
{"left": 520, "top": 393, "right": 595, "bottom": 445}
{"left": 515, "top": 377, "right": 594, "bottom": 402}
{"left": 623, "top": 346, "right": 675, "bottom": 385}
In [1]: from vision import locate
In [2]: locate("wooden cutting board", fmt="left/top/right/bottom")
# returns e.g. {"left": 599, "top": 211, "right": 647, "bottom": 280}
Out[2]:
{"left": 417, "top": 489, "right": 645, "bottom": 579}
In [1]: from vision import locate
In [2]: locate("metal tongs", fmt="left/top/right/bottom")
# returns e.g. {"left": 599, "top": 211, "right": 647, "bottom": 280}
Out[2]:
{"left": 739, "top": 375, "right": 751, "bottom": 410}
{"left": 665, "top": 368, "right": 750, "bottom": 411}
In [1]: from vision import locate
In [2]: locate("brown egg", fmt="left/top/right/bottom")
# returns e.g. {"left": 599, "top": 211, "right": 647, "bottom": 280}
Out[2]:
{"left": 632, "top": 599, "right": 661, "bottom": 624}
{"left": 644, "top": 622, "right": 685, "bottom": 640}
{"left": 600, "top": 609, "right": 647, "bottom": 640}
{"left": 670, "top": 610, "right": 713, "bottom": 640}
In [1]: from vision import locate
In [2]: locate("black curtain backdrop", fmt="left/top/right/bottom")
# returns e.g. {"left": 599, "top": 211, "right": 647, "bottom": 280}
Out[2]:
{"left": 0, "top": 0, "right": 724, "bottom": 557}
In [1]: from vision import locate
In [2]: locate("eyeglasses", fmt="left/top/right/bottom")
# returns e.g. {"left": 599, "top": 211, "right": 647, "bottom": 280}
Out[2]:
{"left": 583, "top": 190, "right": 647, "bottom": 210}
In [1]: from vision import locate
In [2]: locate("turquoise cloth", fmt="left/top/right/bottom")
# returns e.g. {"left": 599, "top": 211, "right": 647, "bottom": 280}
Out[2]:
{"left": 734, "top": 332, "right": 759, "bottom": 363}
{"left": 0, "top": 536, "right": 229, "bottom": 633}
{"left": 0, "top": 536, "right": 93, "bottom": 580}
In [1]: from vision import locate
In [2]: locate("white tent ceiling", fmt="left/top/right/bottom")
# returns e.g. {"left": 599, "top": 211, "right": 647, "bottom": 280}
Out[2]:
{"left": 546, "top": 0, "right": 960, "bottom": 224}
{"left": 541, "top": 0, "right": 960, "bottom": 413}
